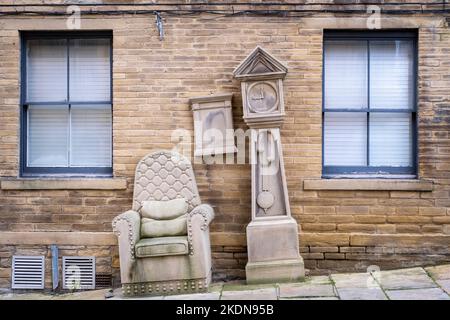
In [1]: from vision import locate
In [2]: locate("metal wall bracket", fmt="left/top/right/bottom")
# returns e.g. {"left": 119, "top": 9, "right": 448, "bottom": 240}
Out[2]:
{"left": 155, "top": 12, "right": 164, "bottom": 41}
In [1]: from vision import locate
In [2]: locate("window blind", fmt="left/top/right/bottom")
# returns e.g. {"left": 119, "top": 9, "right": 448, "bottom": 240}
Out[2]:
{"left": 324, "top": 41, "right": 368, "bottom": 110}
{"left": 324, "top": 112, "right": 367, "bottom": 166}
{"left": 28, "top": 105, "right": 69, "bottom": 167}
{"left": 369, "top": 113, "right": 413, "bottom": 166}
{"left": 69, "top": 39, "right": 111, "bottom": 102}
{"left": 370, "top": 40, "right": 414, "bottom": 110}
{"left": 70, "top": 104, "right": 112, "bottom": 167}
{"left": 26, "top": 39, "right": 67, "bottom": 102}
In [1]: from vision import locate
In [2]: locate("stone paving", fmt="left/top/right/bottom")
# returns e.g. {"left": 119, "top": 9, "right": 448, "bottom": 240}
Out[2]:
{"left": 1, "top": 265, "right": 450, "bottom": 300}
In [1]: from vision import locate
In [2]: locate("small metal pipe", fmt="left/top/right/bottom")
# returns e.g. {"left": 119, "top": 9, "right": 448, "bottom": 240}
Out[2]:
{"left": 51, "top": 245, "right": 59, "bottom": 291}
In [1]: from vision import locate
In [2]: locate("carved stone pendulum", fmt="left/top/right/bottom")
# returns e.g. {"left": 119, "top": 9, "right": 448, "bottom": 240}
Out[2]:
{"left": 233, "top": 46, "right": 305, "bottom": 284}
{"left": 256, "top": 130, "right": 274, "bottom": 214}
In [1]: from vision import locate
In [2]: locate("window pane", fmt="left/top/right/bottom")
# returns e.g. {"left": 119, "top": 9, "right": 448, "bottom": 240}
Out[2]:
{"left": 70, "top": 104, "right": 112, "bottom": 167}
{"left": 26, "top": 39, "right": 67, "bottom": 102}
{"left": 69, "top": 39, "right": 111, "bottom": 102}
{"left": 324, "top": 41, "right": 368, "bottom": 109}
{"left": 369, "top": 113, "right": 413, "bottom": 166}
{"left": 370, "top": 40, "right": 414, "bottom": 110}
{"left": 28, "top": 105, "right": 69, "bottom": 167}
{"left": 324, "top": 112, "right": 367, "bottom": 166}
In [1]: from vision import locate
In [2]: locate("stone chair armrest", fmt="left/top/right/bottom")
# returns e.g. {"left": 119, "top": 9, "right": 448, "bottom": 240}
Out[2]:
{"left": 112, "top": 210, "right": 141, "bottom": 261}
{"left": 113, "top": 210, "right": 140, "bottom": 230}
{"left": 112, "top": 210, "right": 141, "bottom": 280}
{"left": 188, "top": 204, "right": 215, "bottom": 230}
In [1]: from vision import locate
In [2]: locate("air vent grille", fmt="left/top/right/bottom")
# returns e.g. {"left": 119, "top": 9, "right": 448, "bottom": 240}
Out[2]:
{"left": 62, "top": 256, "right": 95, "bottom": 290}
{"left": 11, "top": 256, "right": 45, "bottom": 289}
{"left": 95, "top": 273, "right": 112, "bottom": 288}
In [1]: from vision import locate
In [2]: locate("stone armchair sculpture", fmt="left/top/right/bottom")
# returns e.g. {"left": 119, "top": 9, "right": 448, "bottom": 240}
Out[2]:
{"left": 112, "top": 151, "right": 214, "bottom": 296}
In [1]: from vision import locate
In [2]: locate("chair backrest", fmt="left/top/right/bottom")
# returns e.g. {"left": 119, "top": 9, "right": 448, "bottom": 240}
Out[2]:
{"left": 132, "top": 151, "right": 201, "bottom": 212}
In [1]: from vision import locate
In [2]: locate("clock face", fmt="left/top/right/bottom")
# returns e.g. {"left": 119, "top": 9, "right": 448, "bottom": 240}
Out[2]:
{"left": 247, "top": 82, "right": 278, "bottom": 113}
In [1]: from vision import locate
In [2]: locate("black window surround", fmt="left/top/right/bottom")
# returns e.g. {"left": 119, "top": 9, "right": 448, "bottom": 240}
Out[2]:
{"left": 20, "top": 31, "right": 113, "bottom": 177}
{"left": 322, "top": 30, "right": 418, "bottom": 178}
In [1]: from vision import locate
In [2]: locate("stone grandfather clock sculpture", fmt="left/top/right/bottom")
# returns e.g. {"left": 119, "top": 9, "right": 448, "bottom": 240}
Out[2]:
{"left": 233, "top": 46, "right": 305, "bottom": 284}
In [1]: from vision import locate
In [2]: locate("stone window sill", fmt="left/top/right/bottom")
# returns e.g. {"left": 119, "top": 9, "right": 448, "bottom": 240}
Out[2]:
{"left": 0, "top": 178, "right": 127, "bottom": 190}
{"left": 303, "top": 179, "right": 433, "bottom": 191}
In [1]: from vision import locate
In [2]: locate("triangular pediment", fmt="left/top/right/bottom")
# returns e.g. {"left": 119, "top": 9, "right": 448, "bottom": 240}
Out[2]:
{"left": 233, "top": 46, "right": 287, "bottom": 79}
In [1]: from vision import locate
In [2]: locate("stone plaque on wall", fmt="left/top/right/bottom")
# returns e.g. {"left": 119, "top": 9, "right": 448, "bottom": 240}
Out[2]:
{"left": 189, "top": 93, "right": 237, "bottom": 157}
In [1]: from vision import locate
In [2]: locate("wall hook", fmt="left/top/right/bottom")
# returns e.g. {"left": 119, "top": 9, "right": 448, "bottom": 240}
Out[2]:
{"left": 155, "top": 11, "right": 164, "bottom": 41}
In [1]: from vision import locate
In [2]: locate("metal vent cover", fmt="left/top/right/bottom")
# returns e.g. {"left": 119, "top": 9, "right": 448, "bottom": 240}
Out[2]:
{"left": 62, "top": 256, "right": 95, "bottom": 290}
{"left": 95, "top": 273, "right": 112, "bottom": 288}
{"left": 11, "top": 256, "right": 45, "bottom": 289}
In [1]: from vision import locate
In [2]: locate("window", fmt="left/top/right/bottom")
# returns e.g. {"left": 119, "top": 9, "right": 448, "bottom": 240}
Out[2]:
{"left": 21, "top": 32, "right": 112, "bottom": 176}
{"left": 323, "top": 31, "right": 417, "bottom": 177}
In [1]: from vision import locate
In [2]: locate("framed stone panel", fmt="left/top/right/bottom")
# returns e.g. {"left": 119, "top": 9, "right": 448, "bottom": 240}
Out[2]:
{"left": 189, "top": 93, "right": 237, "bottom": 157}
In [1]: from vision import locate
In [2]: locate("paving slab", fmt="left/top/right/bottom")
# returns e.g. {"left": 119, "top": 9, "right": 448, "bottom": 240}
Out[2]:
{"left": 0, "top": 292, "right": 54, "bottom": 300}
{"left": 336, "top": 287, "right": 387, "bottom": 300}
{"left": 220, "top": 288, "right": 278, "bottom": 300}
{"left": 385, "top": 288, "right": 450, "bottom": 300}
{"left": 279, "top": 282, "right": 336, "bottom": 298}
{"left": 331, "top": 273, "right": 378, "bottom": 289}
{"left": 55, "top": 289, "right": 110, "bottom": 300}
{"left": 208, "top": 283, "right": 224, "bottom": 293}
{"left": 436, "top": 279, "right": 450, "bottom": 295}
{"left": 425, "top": 265, "right": 450, "bottom": 280}
{"left": 377, "top": 267, "right": 436, "bottom": 290}
{"left": 222, "top": 282, "right": 276, "bottom": 292}
{"left": 305, "top": 275, "right": 332, "bottom": 285}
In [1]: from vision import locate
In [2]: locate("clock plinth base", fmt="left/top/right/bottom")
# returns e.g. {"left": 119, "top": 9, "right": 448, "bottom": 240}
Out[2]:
{"left": 246, "top": 259, "right": 305, "bottom": 285}
{"left": 245, "top": 218, "right": 305, "bottom": 284}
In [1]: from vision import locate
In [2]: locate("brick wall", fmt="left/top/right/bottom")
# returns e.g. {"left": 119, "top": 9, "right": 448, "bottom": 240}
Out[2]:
{"left": 1, "top": 3, "right": 450, "bottom": 289}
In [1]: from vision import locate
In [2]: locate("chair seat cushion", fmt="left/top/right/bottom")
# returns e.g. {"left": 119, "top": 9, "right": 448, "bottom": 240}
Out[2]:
{"left": 135, "top": 236, "right": 189, "bottom": 258}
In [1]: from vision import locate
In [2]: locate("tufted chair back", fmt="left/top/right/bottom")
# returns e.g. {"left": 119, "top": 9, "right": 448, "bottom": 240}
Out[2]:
{"left": 132, "top": 151, "right": 201, "bottom": 213}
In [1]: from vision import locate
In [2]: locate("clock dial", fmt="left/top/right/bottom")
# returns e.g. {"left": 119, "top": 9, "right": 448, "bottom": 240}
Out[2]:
{"left": 247, "top": 82, "right": 278, "bottom": 113}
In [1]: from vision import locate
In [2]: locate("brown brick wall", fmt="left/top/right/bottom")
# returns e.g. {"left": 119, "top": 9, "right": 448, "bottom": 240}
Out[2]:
{"left": 1, "top": 7, "right": 450, "bottom": 289}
